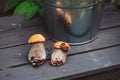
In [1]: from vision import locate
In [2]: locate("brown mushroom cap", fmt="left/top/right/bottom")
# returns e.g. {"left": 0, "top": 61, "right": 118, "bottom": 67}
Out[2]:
{"left": 54, "top": 41, "right": 71, "bottom": 51}
{"left": 28, "top": 34, "right": 45, "bottom": 44}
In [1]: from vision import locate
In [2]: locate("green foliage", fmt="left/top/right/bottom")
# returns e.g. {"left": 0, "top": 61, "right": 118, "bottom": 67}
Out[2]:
{"left": 4, "top": 0, "right": 22, "bottom": 12}
{"left": 4, "top": 0, "right": 44, "bottom": 20}
{"left": 37, "top": 0, "right": 43, "bottom": 6}
{"left": 25, "top": 2, "right": 39, "bottom": 20}
{"left": 13, "top": 1, "right": 31, "bottom": 15}
{"left": 39, "top": 8, "right": 44, "bottom": 17}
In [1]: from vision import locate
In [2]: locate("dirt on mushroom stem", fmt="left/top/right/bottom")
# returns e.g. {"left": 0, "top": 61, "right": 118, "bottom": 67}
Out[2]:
{"left": 50, "top": 41, "right": 70, "bottom": 67}
{"left": 50, "top": 49, "right": 67, "bottom": 67}
{"left": 28, "top": 43, "right": 46, "bottom": 67}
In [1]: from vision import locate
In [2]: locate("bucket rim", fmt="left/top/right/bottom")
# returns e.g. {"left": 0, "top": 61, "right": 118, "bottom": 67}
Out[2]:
{"left": 43, "top": 0, "right": 102, "bottom": 9}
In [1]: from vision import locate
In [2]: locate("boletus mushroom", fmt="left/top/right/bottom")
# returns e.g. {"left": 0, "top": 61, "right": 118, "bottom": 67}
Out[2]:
{"left": 56, "top": 8, "right": 64, "bottom": 16}
{"left": 50, "top": 41, "right": 71, "bottom": 67}
{"left": 56, "top": 1, "right": 64, "bottom": 16}
{"left": 64, "top": 12, "right": 72, "bottom": 26}
{"left": 28, "top": 34, "right": 46, "bottom": 67}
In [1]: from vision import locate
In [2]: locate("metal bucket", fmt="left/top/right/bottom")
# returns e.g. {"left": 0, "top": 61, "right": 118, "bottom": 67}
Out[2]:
{"left": 43, "top": 0, "right": 104, "bottom": 45}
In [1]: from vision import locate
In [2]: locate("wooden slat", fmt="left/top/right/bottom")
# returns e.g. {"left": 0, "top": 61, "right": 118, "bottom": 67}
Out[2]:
{"left": 0, "top": 45, "right": 29, "bottom": 68}
{"left": 0, "top": 15, "right": 44, "bottom": 33}
{"left": 0, "top": 25, "right": 48, "bottom": 49}
{"left": 74, "top": 68, "right": 120, "bottom": 80}
{"left": 0, "top": 46, "right": 120, "bottom": 80}
{"left": 100, "top": 2, "right": 120, "bottom": 29}
{"left": 0, "top": 15, "right": 25, "bottom": 32}
{"left": 70, "top": 27, "right": 120, "bottom": 54}
{"left": 100, "top": 13, "right": 120, "bottom": 29}
{"left": 0, "top": 27, "right": 120, "bottom": 68}
{"left": 0, "top": 40, "right": 53, "bottom": 68}
{"left": 0, "top": 15, "right": 25, "bottom": 23}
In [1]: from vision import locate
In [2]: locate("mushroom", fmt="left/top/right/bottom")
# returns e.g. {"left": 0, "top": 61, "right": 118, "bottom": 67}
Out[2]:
{"left": 50, "top": 41, "right": 71, "bottom": 67}
{"left": 56, "top": 8, "right": 64, "bottom": 16}
{"left": 64, "top": 12, "right": 72, "bottom": 26}
{"left": 28, "top": 34, "right": 46, "bottom": 67}
{"left": 56, "top": 1, "right": 64, "bottom": 16}
{"left": 56, "top": 0, "right": 61, "bottom": 5}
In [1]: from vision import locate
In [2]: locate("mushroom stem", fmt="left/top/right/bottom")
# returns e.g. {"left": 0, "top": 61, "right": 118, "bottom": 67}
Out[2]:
{"left": 28, "top": 43, "right": 46, "bottom": 67}
{"left": 50, "top": 49, "right": 67, "bottom": 67}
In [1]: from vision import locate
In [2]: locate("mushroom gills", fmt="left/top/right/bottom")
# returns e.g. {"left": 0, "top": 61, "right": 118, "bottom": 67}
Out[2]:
{"left": 28, "top": 43, "right": 46, "bottom": 67}
{"left": 50, "top": 49, "right": 67, "bottom": 66}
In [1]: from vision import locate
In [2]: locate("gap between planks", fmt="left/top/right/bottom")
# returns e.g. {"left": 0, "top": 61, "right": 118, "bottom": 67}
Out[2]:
{"left": 0, "top": 44, "right": 120, "bottom": 71}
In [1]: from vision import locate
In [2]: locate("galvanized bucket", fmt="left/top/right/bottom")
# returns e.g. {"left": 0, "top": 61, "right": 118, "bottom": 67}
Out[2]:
{"left": 43, "top": 0, "right": 104, "bottom": 45}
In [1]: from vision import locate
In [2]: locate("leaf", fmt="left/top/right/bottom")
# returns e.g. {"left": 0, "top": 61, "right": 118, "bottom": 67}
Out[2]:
{"left": 13, "top": 1, "right": 39, "bottom": 20}
{"left": 39, "top": 8, "right": 44, "bottom": 17}
{"left": 13, "top": 1, "right": 31, "bottom": 15}
{"left": 37, "top": 0, "right": 43, "bottom": 6}
{"left": 26, "top": 3, "right": 39, "bottom": 20}
{"left": 4, "top": 0, "right": 21, "bottom": 12}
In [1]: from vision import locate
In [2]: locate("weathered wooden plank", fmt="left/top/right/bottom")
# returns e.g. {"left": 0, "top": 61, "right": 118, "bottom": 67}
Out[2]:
{"left": 0, "top": 15, "right": 44, "bottom": 32}
{"left": 100, "top": 2, "right": 120, "bottom": 29}
{"left": 0, "top": 15, "right": 25, "bottom": 23}
{"left": 100, "top": 13, "right": 120, "bottom": 29}
{"left": 0, "top": 45, "right": 29, "bottom": 68}
{"left": 70, "top": 27, "right": 120, "bottom": 54}
{"left": 0, "top": 40, "right": 52, "bottom": 68}
{"left": 0, "top": 15, "right": 25, "bottom": 32}
{"left": 0, "top": 25, "right": 48, "bottom": 49}
{"left": 73, "top": 68, "right": 120, "bottom": 80}
{"left": 0, "top": 46, "right": 120, "bottom": 80}
{"left": 0, "top": 27, "right": 120, "bottom": 68}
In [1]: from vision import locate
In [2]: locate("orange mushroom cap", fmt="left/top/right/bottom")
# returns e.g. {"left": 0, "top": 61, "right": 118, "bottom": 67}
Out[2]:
{"left": 56, "top": 8, "right": 63, "bottom": 16}
{"left": 28, "top": 34, "right": 45, "bottom": 44}
{"left": 56, "top": 1, "right": 61, "bottom": 5}
{"left": 64, "top": 12, "right": 72, "bottom": 25}
{"left": 54, "top": 41, "right": 71, "bottom": 51}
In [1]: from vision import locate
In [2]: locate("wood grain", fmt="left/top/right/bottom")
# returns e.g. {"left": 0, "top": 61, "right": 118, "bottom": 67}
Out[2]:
{"left": 0, "top": 15, "right": 44, "bottom": 32}
{"left": 0, "top": 25, "right": 48, "bottom": 49}
{"left": 0, "top": 46, "right": 120, "bottom": 80}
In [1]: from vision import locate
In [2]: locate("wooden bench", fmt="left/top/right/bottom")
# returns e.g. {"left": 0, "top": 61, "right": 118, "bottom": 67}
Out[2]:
{"left": 0, "top": 3, "right": 120, "bottom": 80}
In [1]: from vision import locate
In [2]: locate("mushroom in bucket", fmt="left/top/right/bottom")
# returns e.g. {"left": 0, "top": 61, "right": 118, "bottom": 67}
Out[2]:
{"left": 56, "top": 0, "right": 72, "bottom": 26}
{"left": 28, "top": 34, "right": 46, "bottom": 67}
{"left": 50, "top": 41, "right": 71, "bottom": 67}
